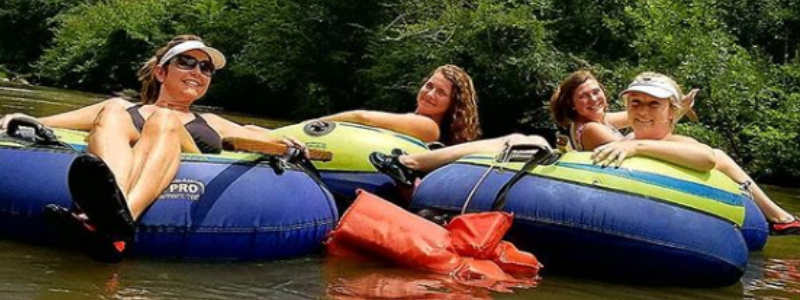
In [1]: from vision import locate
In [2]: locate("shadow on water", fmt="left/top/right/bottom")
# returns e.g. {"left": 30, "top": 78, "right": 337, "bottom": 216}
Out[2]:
{"left": 1, "top": 84, "right": 799, "bottom": 299}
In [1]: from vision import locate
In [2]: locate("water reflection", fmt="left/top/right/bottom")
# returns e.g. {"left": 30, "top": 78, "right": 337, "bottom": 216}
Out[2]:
{"left": 0, "top": 239, "right": 330, "bottom": 299}
{"left": 746, "top": 257, "right": 800, "bottom": 299}
{"left": 324, "top": 258, "right": 495, "bottom": 299}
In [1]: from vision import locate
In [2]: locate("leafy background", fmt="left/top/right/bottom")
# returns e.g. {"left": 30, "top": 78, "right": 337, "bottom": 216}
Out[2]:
{"left": 1, "top": 0, "right": 799, "bottom": 185}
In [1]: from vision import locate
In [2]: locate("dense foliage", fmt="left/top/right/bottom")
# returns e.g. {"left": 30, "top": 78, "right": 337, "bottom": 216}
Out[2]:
{"left": 1, "top": 0, "right": 799, "bottom": 184}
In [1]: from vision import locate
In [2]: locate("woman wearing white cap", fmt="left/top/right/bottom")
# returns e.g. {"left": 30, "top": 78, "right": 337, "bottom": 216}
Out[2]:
{"left": 592, "top": 72, "right": 799, "bottom": 235}
{"left": 0, "top": 35, "right": 306, "bottom": 261}
{"left": 549, "top": 70, "right": 698, "bottom": 152}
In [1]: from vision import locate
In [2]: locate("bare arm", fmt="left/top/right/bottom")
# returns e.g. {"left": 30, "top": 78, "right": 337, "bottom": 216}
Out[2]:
{"left": 592, "top": 135, "right": 716, "bottom": 172}
{"left": 319, "top": 110, "right": 440, "bottom": 142}
{"left": 0, "top": 98, "right": 130, "bottom": 131}
{"left": 605, "top": 112, "right": 629, "bottom": 129}
{"left": 401, "top": 134, "right": 550, "bottom": 172}
{"left": 580, "top": 122, "right": 625, "bottom": 151}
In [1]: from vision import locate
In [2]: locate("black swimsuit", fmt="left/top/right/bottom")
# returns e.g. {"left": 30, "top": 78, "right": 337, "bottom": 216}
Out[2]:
{"left": 126, "top": 105, "right": 223, "bottom": 154}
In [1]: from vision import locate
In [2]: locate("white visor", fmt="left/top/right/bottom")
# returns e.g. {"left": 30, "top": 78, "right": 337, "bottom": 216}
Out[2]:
{"left": 620, "top": 78, "right": 680, "bottom": 101}
{"left": 158, "top": 41, "right": 226, "bottom": 70}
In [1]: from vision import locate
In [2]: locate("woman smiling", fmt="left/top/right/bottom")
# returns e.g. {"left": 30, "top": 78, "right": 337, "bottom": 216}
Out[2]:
{"left": 318, "top": 65, "right": 481, "bottom": 146}
{"left": 0, "top": 35, "right": 306, "bottom": 261}
{"left": 592, "top": 72, "right": 799, "bottom": 235}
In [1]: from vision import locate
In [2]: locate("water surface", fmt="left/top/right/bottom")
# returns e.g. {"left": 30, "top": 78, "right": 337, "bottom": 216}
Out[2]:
{"left": 1, "top": 83, "right": 798, "bottom": 299}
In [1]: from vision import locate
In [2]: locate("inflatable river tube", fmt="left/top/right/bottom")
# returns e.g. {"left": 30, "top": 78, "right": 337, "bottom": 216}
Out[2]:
{"left": 272, "top": 121, "right": 429, "bottom": 202}
{"left": 411, "top": 152, "right": 769, "bottom": 286}
{"left": 0, "top": 128, "right": 338, "bottom": 261}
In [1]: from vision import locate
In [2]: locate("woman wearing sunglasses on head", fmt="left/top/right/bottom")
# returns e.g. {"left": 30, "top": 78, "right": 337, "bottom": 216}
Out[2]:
{"left": 590, "top": 72, "right": 799, "bottom": 235}
{"left": 0, "top": 35, "right": 305, "bottom": 261}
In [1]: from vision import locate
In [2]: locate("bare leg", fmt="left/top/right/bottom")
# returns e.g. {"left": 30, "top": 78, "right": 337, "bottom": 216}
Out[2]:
{"left": 400, "top": 134, "right": 550, "bottom": 172}
{"left": 125, "top": 109, "right": 185, "bottom": 219}
{"left": 87, "top": 99, "right": 140, "bottom": 195}
{"left": 713, "top": 149, "right": 794, "bottom": 223}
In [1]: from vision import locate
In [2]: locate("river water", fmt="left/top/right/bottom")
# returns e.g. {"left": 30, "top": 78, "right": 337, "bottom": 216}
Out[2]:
{"left": 0, "top": 83, "right": 798, "bottom": 300}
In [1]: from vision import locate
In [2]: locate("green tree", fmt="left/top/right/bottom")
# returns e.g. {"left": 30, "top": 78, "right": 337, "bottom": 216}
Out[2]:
{"left": 0, "top": 0, "right": 84, "bottom": 76}
{"left": 207, "top": 0, "right": 392, "bottom": 118}
{"left": 6, "top": 0, "right": 800, "bottom": 183}
{"left": 365, "top": 0, "right": 569, "bottom": 137}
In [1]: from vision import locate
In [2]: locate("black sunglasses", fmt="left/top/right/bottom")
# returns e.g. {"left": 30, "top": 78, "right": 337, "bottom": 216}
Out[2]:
{"left": 170, "top": 54, "right": 215, "bottom": 77}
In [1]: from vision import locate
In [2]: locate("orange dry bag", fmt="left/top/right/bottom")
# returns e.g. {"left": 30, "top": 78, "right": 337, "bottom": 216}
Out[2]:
{"left": 327, "top": 189, "right": 461, "bottom": 273}
{"left": 326, "top": 190, "right": 538, "bottom": 292}
{"left": 447, "top": 212, "right": 542, "bottom": 275}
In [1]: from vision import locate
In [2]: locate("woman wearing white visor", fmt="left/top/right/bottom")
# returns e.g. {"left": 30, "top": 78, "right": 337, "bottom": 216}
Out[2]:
{"left": 591, "top": 72, "right": 799, "bottom": 235}
{"left": 0, "top": 35, "right": 305, "bottom": 261}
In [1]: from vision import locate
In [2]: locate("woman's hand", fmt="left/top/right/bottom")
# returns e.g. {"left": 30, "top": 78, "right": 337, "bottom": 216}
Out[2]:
{"left": 681, "top": 88, "right": 700, "bottom": 122}
{"left": 682, "top": 88, "right": 699, "bottom": 108}
{"left": 503, "top": 134, "right": 552, "bottom": 152}
{"left": 591, "top": 140, "right": 639, "bottom": 167}
{"left": 277, "top": 134, "right": 309, "bottom": 158}
{"left": 0, "top": 113, "right": 36, "bottom": 130}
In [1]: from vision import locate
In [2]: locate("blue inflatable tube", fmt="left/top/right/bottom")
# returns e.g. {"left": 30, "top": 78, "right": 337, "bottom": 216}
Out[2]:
{"left": 0, "top": 144, "right": 338, "bottom": 261}
{"left": 412, "top": 162, "right": 752, "bottom": 286}
{"left": 740, "top": 195, "right": 769, "bottom": 251}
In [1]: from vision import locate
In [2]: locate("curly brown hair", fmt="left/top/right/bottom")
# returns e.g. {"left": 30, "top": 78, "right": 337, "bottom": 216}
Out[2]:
{"left": 427, "top": 65, "right": 481, "bottom": 145}
{"left": 137, "top": 35, "right": 205, "bottom": 104}
{"left": 549, "top": 70, "right": 609, "bottom": 128}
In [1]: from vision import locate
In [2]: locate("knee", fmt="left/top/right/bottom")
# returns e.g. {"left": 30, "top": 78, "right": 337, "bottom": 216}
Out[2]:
{"left": 505, "top": 133, "right": 525, "bottom": 140}
{"left": 711, "top": 148, "right": 748, "bottom": 178}
{"left": 94, "top": 99, "right": 131, "bottom": 126}
{"left": 498, "top": 133, "right": 524, "bottom": 144}
{"left": 144, "top": 109, "right": 181, "bottom": 135}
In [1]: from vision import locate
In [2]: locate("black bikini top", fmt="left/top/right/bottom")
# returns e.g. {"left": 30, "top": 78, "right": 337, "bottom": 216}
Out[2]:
{"left": 126, "top": 105, "right": 222, "bottom": 154}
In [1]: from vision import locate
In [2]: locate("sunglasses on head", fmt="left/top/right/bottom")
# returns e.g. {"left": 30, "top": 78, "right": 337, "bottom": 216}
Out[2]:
{"left": 170, "top": 54, "right": 215, "bottom": 77}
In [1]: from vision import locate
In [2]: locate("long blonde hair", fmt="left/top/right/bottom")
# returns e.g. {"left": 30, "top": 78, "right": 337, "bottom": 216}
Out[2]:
{"left": 137, "top": 35, "right": 205, "bottom": 104}
{"left": 428, "top": 65, "right": 481, "bottom": 145}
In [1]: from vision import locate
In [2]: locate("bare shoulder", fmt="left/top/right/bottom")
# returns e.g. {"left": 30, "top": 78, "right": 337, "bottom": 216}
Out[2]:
{"left": 88, "top": 97, "right": 137, "bottom": 110}
{"left": 580, "top": 121, "right": 623, "bottom": 150}
{"left": 582, "top": 121, "right": 614, "bottom": 132}
{"left": 582, "top": 121, "right": 620, "bottom": 139}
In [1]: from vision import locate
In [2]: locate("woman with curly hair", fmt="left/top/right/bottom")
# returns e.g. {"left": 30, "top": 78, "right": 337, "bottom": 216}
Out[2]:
{"left": 320, "top": 64, "right": 481, "bottom": 146}
{"left": 364, "top": 66, "right": 550, "bottom": 181}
